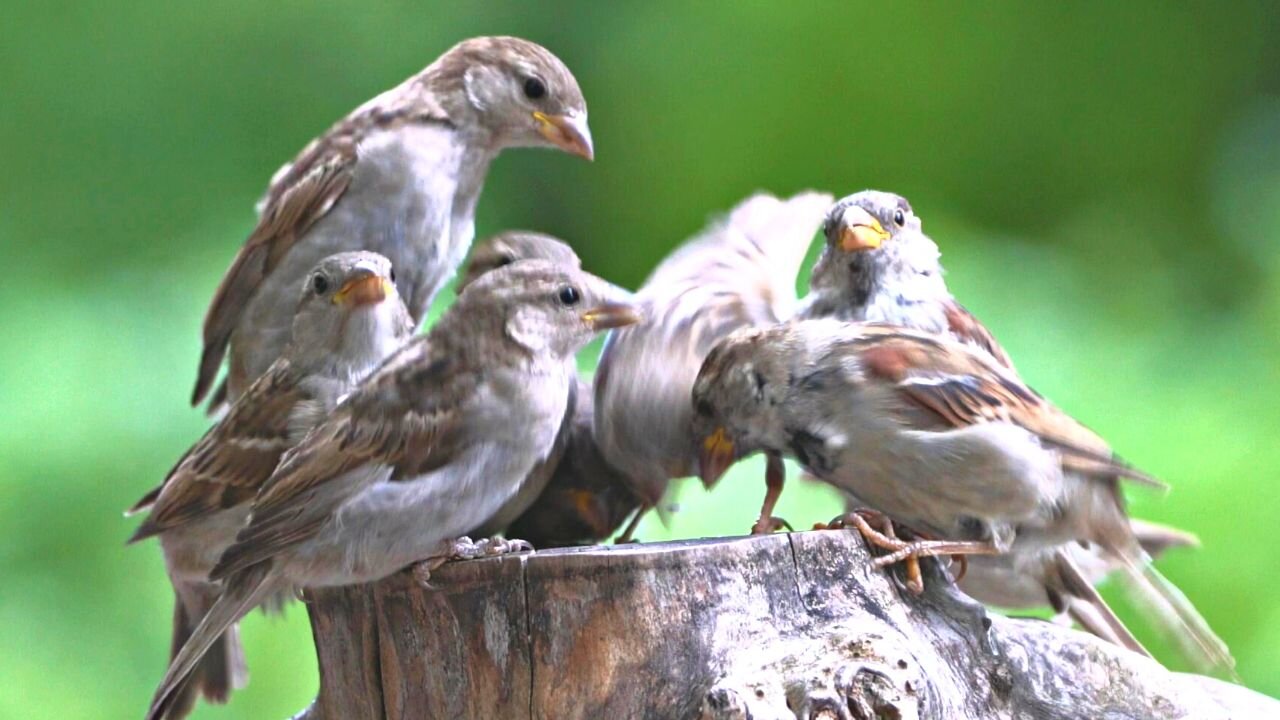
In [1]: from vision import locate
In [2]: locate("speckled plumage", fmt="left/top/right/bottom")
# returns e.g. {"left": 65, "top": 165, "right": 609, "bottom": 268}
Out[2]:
{"left": 147, "top": 263, "right": 637, "bottom": 720}
{"left": 193, "top": 37, "right": 592, "bottom": 413}
{"left": 130, "top": 252, "right": 411, "bottom": 720}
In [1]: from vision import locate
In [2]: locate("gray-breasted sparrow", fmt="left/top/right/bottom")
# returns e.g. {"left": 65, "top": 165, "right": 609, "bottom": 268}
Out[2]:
{"left": 456, "top": 231, "right": 587, "bottom": 538}
{"left": 796, "top": 190, "right": 1203, "bottom": 642}
{"left": 593, "top": 191, "right": 831, "bottom": 538}
{"left": 146, "top": 262, "right": 639, "bottom": 720}
{"left": 128, "top": 252, "right": 411, "bottom": 719}
{"left": 693, "top": 320, "right": 1233, "bottom": 675}
{"left": 799, "top": 190, "right": 1012, "bottom": 367}
{"left": 192, "top": 36, "right": 592, "bottom": 413}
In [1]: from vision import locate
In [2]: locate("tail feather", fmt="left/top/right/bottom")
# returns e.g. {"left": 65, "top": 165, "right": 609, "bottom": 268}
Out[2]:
{"left": 1114, "top": 552, "right": 1238, "bottom": 679}
{"left": 1051, "top": 549, "right": 1151, "bottom": 657}
{"left": 148, "top": 567, "right": 270, "bottom": 720}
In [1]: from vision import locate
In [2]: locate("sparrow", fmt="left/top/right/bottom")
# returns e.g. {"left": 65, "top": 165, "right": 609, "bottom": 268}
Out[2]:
{"left": 799, "top": 190, "right": 1012, "bottom": 368}
{"left": 192, "top": 36, "right": 593, "bottom": 414}
{"left": 145, "top": 262, "right": 639, "bottom": 720}
{"left": 126, "top": 252, "right": 412, "bottom": 720}
{"left": 455, "top": 230, "right": 587, "bottom": 538}
{"left": 593, "top": 191, "right": 832, "bottom": 538}
{"left": 693, "top": 320, "right": 1234, "bottom": 675}
{"left": 794, "top": 190, "right": 1201, "bottom": 640}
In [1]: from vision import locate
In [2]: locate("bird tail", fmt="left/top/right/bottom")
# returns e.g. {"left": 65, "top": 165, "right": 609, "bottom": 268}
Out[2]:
{"left": 1049, "top": 549, "right": 1150, "bottom": 657}
{"left": 147, "top": 566, "right": 270, "bottom": 720}
{"left": 1109, "top": 543, "right": 1238, "bottom": 679}
{"left": 165, "top": 583, "right": 249, "bottom": 719}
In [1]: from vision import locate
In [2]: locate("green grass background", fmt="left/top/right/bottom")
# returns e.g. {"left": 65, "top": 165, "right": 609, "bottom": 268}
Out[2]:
{"left": 3, "top": 2, "right": 1279, "bottom": 717}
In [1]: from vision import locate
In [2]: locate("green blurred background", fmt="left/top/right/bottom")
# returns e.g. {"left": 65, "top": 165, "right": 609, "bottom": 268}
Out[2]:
{"left": 4, "top": 2, "right": 1280, "bottom": 716}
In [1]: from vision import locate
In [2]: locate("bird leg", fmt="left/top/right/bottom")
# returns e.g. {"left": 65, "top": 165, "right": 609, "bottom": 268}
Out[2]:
{"left": 614, "top": 505, "right": 649, "bottom": 544}
{"left": 411, "top": 536, "right": 536, "bottom": 587}
{"left": 817, "top": 511, "right": 993, "bottom": 595}
{"left": 750, "top": 454, "right": 793, "bottom": 535}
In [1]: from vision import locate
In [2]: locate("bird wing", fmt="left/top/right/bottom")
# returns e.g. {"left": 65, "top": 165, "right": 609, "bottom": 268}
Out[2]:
{"left": 130, "top": 361, "right": 308, "bottom": 542}
{"left": 845, "top": 327, "right": 1163, "bottom": 488}
{"left": 943, "top": 300, "right": 1016, "bottom": 370}
{"left": 208, "top": 338, "right": 474, "bottom": 579}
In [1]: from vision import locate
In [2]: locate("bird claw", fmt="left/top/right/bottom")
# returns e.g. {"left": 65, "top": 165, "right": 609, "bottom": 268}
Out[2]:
{"left": 750, "top": 516, "right": 793, "bottom": 535}
{"left": 410, "top": 536, "right": 536, "bottom": 588}
{"left": 818, "top": 510, "right": 1000, "bottom": 596}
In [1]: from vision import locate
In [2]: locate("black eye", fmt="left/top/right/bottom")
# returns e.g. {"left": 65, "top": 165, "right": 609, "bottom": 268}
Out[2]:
{"left": 495, "top": 253, "right": 516, "bottom": 268}
{"left": 523, "top": 77, "right": 546, "bottom": 100}
{"left": 893, "top": 209, "right": 906, "bottom": 227}
{"left": 312, "top": 275, "right": 329, "bottom": 294}
{"left": 388, "top": 266, "right": 396, "bottom": 284}
{"left": 557, "top": 285, "right": 580, "bottom": 305}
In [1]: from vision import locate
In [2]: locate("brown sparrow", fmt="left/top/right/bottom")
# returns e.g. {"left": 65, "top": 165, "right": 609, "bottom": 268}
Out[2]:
{"left": 192, "top": 36, "right": 592, "bottom": 414}
{"left": 128, "top": 252, "right": 411, "bottom": 719}
{"left": 146, "top": 262, "right": 639, "bottom": 720}
{"left": 693, "top": 320, "right": 1234, "bottom": 676}
{"left": 593, "top": 191, "right": 832, "bottom": 538}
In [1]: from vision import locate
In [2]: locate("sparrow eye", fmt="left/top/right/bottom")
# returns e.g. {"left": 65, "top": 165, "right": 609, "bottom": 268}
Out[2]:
{"left": 523, "top": 77, "right": 547, "bottom": 100}
{"left": 557, "top": 285, "right": 581, "bottom": 306}
{"left": 495, "top": 253, "right": 516, "bottom": 268}
{"left": 312, "top": 275, "right": 329, "bottom": 294}
{"left": 388, "top": 266, "right": 396, "bottom": 284}
{"left": 893, "top": 209, "right": 906, "bottom": 227}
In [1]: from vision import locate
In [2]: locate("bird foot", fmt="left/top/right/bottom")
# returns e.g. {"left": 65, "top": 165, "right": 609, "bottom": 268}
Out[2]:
{"left": 750, "top": 516, "right": 793, "bottom": 535}
{"left": 411, "top": 536, "right": 536, "bottom": 587}
{"left": 819, "top": 510, "right": 998, "bottom": 595}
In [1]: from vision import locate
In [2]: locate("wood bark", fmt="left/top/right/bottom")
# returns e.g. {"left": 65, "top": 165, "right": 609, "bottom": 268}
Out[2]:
{"left": 295, "top": 531, "right": 1275, "bottom": 720}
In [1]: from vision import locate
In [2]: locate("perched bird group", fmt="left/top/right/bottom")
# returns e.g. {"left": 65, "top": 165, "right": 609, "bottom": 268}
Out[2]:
{"left": 125, "top": 35, "right": 1234, "bottom": 720}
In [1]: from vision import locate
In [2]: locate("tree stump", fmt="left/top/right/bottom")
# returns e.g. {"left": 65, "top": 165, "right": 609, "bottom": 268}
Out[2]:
{"left": 297, "top": 531, "right": 1275, "bottom": 720}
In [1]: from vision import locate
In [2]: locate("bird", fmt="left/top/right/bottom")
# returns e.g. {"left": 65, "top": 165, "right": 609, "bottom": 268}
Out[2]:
{"left": 145, "top": 261, "right": 639, "bottom": 720}
{"left": 453, "top": 230, "right": 593, "bottom": 539}
{"left": 192, "top": 36, "right": 593, "bottom": 414}
{"left": 126, "top": 251, "right": 412, "bottom": 719}
{"left": 795, "top": 189, "right": 1201, "bottom": 643}
{"left": 692, "top": 319, "right": 1234, "bottom": 676}
{"left": 798, "top": 190, "right": 1012, "bottom": 368}
{"left": 593, "top": 191, "right": 832, "bottom": 539}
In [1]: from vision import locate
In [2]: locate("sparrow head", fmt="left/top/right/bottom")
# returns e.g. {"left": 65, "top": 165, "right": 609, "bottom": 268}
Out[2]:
{"left": 289, "top": 251, "right": 410, "bottom": 367}
{"left": 458, "top": 231, "right": 582, "bottom": 292}
{"left": 454, "top": 260, "right": 642, "bottom": 359}
{"left": 429, "top": 36, "right": 592, "bottom": 160}
{"left": 691, "top": 326, "right": 788, "bottom": 487}
{"left": 812, "top": 191, "right": 943, "bottom": 300}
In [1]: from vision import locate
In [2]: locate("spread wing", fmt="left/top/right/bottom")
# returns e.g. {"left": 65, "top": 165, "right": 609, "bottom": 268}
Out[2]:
{"left": 944, "top": 301, "right": 1015, "bottom": 370}
{"left": 844, "top": 327, "right": 1162, "bottom": 488}
{"left": 208, "top": 338, "right": 476, "bottom": 579}
{"left": 129, "top": 361, "right": 309, "bottom": 542}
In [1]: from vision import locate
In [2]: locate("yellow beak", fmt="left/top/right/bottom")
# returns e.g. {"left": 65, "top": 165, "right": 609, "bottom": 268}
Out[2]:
{"left": 332, "top": 273, "right": 390, "bottom": 307}
{"left": 581, "top": 302, "right": 642, "bottom": 331}
{"left": 698, "top": 427, "right": 736, "bottom": 487}
{"left": 838, "top": 206, "right": 890, "bottom": 252}
{"left": 533, "top": 111, "right": 595, "bottom": 161}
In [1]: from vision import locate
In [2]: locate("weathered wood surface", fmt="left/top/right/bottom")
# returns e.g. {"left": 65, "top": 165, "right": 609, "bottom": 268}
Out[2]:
{"left": 297, "top": 531, "right": 1275, "bottom": 720}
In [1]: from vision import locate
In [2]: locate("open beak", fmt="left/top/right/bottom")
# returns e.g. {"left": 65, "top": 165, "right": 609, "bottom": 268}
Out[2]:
{"left": 332, "top": 272, "right": 390, "bottom": 308}
{"left": 698, "top": 427, "right": 737, "bottom": 487}
{"left": 533, "top": 111, "right": 594, "bottom": 161}
{"left": 838, "top": 206, "right": 890, "bottom": 252}
{"left": 581, "top": 302, "right": 642, "bottom": 331}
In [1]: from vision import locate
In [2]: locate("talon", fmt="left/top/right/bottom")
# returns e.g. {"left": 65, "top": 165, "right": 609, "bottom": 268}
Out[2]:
{"left": 750, "top": 516, "right": 793, "bottom": 535}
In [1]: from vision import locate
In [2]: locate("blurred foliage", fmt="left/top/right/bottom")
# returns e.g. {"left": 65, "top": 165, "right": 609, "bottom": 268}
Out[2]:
{"left": 2, "top": 2, "right": 1279, "bottom": 717}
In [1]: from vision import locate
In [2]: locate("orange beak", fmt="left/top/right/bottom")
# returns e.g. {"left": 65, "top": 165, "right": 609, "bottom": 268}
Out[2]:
{"left": 332, "top": 273, "right": 389, "bottom": 307}
{"left": 533, "top": 111, "right": 594, "bottom": 161}
{"left": 698, "top": 426, "right": 737, "bottom": 487}
{"left": 838, "top": 206, "right": 890, "bottom": 252}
